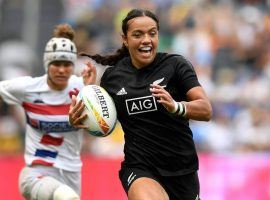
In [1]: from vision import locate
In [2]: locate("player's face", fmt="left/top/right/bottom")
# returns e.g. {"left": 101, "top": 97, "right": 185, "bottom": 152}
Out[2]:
{"left": 47, "top": 61, "right": 74, "bottom": 90}
{"left": 123, "top": 16, "right": 158, "bottom": 69}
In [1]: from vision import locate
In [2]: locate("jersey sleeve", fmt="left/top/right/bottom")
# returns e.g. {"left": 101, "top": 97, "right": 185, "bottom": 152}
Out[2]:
{"left": 174, "top": 56, "right": 201, "bottom": 94}
{"left": 69, "top": 75, "right": 84, "bottom": 88}
{"left": 0, "top": 76, "right": 31, "bottom": 105}
{"left": 100, "top": 66, "right": 114, "bottom": 89}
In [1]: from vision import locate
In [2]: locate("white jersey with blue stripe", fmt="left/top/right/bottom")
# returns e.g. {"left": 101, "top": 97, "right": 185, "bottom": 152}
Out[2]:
{"left": 0, "top": 74, "right": 85, "bottom": 172}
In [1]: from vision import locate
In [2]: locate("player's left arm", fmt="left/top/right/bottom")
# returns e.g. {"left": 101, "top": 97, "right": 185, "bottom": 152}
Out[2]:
{"left": 151, "top": 85, "right": 212, "bottom": 121}
{"left": 183, "top": 86, "right": 212, "bottom": 121}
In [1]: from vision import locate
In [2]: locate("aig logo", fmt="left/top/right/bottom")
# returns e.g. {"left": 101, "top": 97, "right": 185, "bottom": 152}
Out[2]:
{"left": 126, "top": 95, "right": 157, "bottom": 115}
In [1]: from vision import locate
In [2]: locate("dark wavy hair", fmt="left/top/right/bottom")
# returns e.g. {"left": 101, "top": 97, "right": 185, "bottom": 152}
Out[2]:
{"left": 80, "top": 8, "right": 159, "bottom": 66}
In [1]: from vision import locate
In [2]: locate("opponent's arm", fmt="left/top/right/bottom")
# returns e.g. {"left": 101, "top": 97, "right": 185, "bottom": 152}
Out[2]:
{"left": 0, "top": 78, "right": 26, "bottom": 105}
{"left": 81, "top": 61, "right": 97, "bottom": 85}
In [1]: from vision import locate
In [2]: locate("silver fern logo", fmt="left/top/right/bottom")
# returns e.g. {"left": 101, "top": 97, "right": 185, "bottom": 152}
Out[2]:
{"left": 152, "top": 77, "right": 166, "bottom": 87}
{"left": 127, "top": 172, "right": 137, "bottom": 186}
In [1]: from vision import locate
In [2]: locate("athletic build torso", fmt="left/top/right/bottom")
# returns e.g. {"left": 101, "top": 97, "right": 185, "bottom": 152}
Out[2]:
{"left": 101, "top": 52, "right": 201, "bottom": 176}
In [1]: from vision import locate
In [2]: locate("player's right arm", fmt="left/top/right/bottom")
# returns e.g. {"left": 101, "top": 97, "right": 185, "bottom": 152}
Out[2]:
{"left": 0, "top": 76, "right": 30, "bottom": 105}
{"left": 68, "top": 95, "right": 88, "bottom": 129}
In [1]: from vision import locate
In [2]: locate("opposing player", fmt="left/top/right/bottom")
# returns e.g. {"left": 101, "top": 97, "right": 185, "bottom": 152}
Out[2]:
{"left": 70, "top": 8, "right": 212, "bottom": 200}
{"left": 0, "top": 23, "right": 95, "bottom": 200}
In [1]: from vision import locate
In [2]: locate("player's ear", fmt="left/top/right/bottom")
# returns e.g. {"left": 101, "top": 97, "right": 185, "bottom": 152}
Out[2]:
{"left": 122, "top": 34, "right": 128, "bottom": 47}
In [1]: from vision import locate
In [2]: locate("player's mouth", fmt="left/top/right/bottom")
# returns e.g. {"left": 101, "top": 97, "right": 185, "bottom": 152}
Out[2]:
{"left": 55, "top": 76, "right": 68, "bottom": 81}
{"left": 138, "top": 46, "right": 153, "bottom": 58}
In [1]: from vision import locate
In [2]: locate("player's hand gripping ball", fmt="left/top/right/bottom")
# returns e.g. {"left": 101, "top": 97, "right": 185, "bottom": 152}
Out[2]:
{"left": 77, "top": 85, "right": 117, "bottom": 137}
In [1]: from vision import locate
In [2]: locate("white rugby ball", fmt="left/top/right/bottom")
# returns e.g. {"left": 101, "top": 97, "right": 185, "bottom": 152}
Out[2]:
{"left": 77, "top": 85, "right": 117, "bottom": 137}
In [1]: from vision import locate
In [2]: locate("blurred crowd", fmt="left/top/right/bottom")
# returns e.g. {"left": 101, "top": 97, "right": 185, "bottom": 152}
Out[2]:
{"left": 0, "top": 0, "right": 270, "bottom": 156}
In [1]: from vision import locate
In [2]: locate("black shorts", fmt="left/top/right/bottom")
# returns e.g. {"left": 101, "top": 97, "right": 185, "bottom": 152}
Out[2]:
{"left": 119, "top": 166, "right": 200, "bottom": 200}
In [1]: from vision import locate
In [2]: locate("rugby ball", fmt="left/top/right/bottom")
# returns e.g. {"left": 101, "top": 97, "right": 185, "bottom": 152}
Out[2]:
{"left": 77, "top": 85, "right": 117, "bottom": 137}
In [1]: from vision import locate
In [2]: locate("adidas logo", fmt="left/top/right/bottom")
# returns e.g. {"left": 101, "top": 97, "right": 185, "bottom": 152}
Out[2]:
{"left": 116, "top": 87, "right": 127, "bottom": 95}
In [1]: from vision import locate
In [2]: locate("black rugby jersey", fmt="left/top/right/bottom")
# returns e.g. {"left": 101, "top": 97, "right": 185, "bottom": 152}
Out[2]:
{"left": 101, "top": 52, "right": 201, "bottom": 176}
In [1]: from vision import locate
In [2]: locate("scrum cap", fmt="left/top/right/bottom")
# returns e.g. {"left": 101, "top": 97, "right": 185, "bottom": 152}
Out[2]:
{"left": 43, "top": 37, "right": 77, "bottom": 71}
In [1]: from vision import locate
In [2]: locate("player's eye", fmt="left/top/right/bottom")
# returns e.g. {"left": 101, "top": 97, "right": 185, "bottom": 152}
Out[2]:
{"left": 150, "top": 31, "right": 157, "bottom": 37}
{"left": 132, "top": 32, "right": 142, "bottom": 38}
